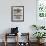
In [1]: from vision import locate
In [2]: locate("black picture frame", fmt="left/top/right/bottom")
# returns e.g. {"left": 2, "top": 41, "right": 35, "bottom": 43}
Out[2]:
{"left": 11, "top": 6, "right": 24, "bottom": 22}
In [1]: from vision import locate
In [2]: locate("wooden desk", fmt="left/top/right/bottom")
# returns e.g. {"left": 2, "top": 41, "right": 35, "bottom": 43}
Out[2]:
{"left": 4, "top": 33, "right": 30, "bottom": 46}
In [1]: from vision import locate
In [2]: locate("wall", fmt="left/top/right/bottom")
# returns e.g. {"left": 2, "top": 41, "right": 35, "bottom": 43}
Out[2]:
{"left": 0, "top": 0, "right": 36, "bottom": 42}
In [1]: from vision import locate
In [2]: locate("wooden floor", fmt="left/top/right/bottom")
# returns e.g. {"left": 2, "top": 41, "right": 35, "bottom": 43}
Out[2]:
{"left": 0, "top": 42, "right": 46, "bottom": 46}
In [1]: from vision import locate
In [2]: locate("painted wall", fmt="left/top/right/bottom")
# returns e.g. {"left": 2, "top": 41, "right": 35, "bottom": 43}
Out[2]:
{"left": 0, "top": 0, "right": 36, "bottom": 42}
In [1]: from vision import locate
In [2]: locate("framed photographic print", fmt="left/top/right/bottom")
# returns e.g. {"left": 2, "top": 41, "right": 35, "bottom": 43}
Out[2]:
{"left": 11, "top": 6, "right": 24, "bottom": 22}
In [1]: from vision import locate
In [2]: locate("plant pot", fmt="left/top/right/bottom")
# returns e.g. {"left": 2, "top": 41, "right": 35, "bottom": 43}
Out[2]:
{"left": 37, "top": 39, "right": 40, "bottom": 43}
{"left": 40, "top": 39, "right": 45, "bottom": 43}
{"left": 37, "top": 39, "right": 45, "bottom": 44}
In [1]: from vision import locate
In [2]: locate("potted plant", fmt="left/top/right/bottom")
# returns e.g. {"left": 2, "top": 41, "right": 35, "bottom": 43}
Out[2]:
{"left": 33, "top": 32, "right": 46, "bottom": 43}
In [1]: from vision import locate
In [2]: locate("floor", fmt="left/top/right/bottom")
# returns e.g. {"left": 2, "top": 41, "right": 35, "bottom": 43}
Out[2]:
{"left": 0, "top": 42, "right": 46, "bottom": 46}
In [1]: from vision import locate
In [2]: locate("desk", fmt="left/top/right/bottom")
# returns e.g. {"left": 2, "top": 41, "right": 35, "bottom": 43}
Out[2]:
{"left": 4, "top": 33, "right": 30, "bottom": 46}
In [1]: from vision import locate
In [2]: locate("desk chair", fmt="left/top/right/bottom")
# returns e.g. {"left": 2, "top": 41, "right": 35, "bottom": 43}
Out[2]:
{"left": 4, "top": 33, "right": 18, "bottom": 46}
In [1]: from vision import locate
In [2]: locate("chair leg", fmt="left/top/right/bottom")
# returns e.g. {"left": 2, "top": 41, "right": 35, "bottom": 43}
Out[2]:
{"left": 5, "top": 41, "right": 7, "bottom": 46}
{"left": 4, "top": 33, "right": 7, "bottom": 46}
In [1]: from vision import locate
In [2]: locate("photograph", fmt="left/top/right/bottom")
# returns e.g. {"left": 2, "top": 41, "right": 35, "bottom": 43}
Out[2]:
{"left": 11, "top": 6, "right": 24, "bottom": 22}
